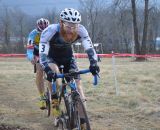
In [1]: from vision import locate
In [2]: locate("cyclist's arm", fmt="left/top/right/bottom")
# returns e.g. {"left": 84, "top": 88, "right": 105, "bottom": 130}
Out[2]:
{"left": 26, "top": 30, "right": 36, "bottom": 61}
{"left": 78, "top": 25, "right": 98, "bottom": 64}
{"left": 39, "top": 25, "right": 57, "bottom": 69}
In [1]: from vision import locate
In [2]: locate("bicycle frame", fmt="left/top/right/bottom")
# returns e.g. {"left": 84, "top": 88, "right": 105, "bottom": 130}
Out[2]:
{"left": 51, "top": 69, "right": 99, "bottom": 129}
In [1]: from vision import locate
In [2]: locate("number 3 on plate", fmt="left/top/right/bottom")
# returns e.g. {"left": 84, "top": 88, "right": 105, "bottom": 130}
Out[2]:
{"left": 39, "top": 43, "right": 49, "bottom": 54}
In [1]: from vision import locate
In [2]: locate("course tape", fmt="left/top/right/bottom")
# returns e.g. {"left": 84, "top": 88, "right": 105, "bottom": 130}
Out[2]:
{"left": 0, "top": 53, "right": 160, "bottom": 58}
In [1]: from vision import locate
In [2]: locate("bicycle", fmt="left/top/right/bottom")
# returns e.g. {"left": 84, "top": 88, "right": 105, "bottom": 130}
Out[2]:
{"left": 49, "top": 66, "right": 99, "bottom": 130}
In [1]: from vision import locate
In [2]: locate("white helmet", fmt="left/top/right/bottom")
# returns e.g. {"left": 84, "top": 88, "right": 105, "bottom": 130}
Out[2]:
{"left": 60, "top": 8, "right": 81, "bottom": 24}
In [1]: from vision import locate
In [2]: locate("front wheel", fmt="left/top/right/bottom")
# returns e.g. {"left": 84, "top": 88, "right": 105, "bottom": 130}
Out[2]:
{"left": 56, "top": 92, "right": 72, "bottom": 130}
{"left": 45, "top": 87, "right": 51, "bottom": 117}
{"left": 55, "top": 117, "right": 65, "bottom": 130}
{"left": 72, "top": 95, "right": 91, "bottom": 130}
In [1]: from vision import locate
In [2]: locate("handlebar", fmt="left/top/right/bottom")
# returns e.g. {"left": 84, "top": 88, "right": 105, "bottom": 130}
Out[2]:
{"left": 56, "top": 69, "right": 99, "bottom": 86}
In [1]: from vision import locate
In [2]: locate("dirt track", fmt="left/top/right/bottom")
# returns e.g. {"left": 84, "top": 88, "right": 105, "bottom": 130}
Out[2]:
{"left": 0, "top": 58, "right": 160, "bottom": 130}
{"left": 0, "top": 58, "right": 106, "bottom": 130}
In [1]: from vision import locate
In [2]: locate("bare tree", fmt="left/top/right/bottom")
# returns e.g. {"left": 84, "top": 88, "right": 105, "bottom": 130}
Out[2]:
{"left": 79, "top": 0, "right": 106, "bottom": 43}
{"left": 1, "top": 6, "right": 11, "bottom": 52}
{"left": 11, "top": 8, "right": 28, "bottom": 53}
{"left": 111, "top": 0, "right": 132, "bottom": 52}
{"left": 131, "top": 0, "right": 141, "bottom": 55}
{"left": 141, "top": 0, "right": 149, "bottom": 55}
{"left": 0, "top": 0, "right": 159, "bottom": 54}
{"left": 148, "top": 7, "right": 160, "bottom": 52}
{"left": 43, "top": 8, "right": 57, "bottom": 23}
{"left": 131, "top": 0, "right": 149, "bottom": 60}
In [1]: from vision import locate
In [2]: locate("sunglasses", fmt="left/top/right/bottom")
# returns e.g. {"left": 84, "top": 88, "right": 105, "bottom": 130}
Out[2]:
{"left": 63, "top": 22, "right": 79, "bottom": 30}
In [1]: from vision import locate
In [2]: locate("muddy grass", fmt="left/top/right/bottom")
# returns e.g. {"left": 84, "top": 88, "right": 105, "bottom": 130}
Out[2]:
{"left": 0, "top": 124, "right": 29, "bottom": 130}
{"left": 0, "top": 57, "right": 160, "bottom": 130}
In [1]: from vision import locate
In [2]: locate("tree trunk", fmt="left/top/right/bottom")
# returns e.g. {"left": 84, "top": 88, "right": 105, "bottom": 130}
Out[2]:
{"left": 131, "top": 0, "right": 141, "bottom": 55}
{"left": 18, "top": 22, "right": 25, "bottom": 53}
{"left": 131, "top": 0, "right": 149, "bottom": 61}
{"left": 141, "top": 0, "right": 149, "bottom": 55}
{"left": 4, "top": 21, "right": 10, "bottom": 53}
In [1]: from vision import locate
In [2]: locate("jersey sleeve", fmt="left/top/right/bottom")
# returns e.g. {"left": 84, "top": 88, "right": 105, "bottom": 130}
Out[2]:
{"left": 27, "top": 30, "right": 36, "bottom": 49}
{"left": 26, "top": 30, "right": 35, "bottom": 61}
{"left": 78, "top": 25, "right": 98, "bottom": 64}
{"left": 39, "top": 24, "right": 57, "bottom": 69}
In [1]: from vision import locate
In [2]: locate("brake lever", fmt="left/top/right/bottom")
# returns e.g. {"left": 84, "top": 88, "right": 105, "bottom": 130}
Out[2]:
{"left": 96, "top": 73, "right": 100, "bottom": 78}
{"left": 93, "top": 73, "right": 100, "bottom": 86}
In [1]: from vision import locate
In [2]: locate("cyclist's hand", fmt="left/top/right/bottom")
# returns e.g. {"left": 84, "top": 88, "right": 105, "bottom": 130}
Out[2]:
{"left": 89, "top": 63, "right": 100, "bottom": 75}
{"left": 31, "top": 56, "right": 37, "bottom": 65}
{"left": 69, "top": 68, "right": 78, "bottom": 73}
{"left": 46, "top": 71, "right": 56, "bottom": 82}
{"left": 31, "top": 58, "right": 36, "bottom": 65}
{"left": 44, "top": 66, "right": 56, "bottom": 82}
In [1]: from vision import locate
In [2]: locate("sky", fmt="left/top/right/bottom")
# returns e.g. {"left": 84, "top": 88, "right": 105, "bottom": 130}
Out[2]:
{"left": 0, "top": 0, "right": 80, "bottom": 16}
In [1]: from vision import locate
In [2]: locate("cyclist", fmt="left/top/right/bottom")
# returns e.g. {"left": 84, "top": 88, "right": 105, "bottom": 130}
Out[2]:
{"left": 39, "top": 8, "right": 100, "bottom": 126}
{"left": 26, "top": 18, "right": 50, "bottom": 109}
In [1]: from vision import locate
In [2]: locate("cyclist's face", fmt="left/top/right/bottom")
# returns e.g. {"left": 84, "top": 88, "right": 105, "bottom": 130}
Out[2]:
{"left": 62, "top": 22, "right": 78, "bottom": 32}
{"left": 60, "top": 21, "right": 79, "bottom": 43}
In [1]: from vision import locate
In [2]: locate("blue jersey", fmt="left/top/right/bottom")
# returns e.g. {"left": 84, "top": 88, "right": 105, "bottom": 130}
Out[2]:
{"left": 26, "top": 29, "right": 41, "bottom": 61}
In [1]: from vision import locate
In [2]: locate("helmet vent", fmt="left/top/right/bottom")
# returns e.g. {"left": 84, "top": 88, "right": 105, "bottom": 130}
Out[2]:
{"left": 64, "top": 17, "right": 70, "bottom": 21}
{"left": 72, "top": 18, "right": 76, "bottom": 21}
{"left": 69, "top": 11, "right": 72, "bottom": 15}
{"left": 64, "top": 12, "right": 67, "bottom": 15}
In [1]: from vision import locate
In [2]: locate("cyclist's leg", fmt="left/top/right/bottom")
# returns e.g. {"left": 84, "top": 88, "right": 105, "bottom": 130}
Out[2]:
{"left": 36, "top": 62, "right": 46, "bottom": 109}
{"left": 76, "top": 79, "right": 86, "bottom": 102}
{"left": 48, "top": 62, "right": 61, "bottom": 92}
{"left": 48, "top": 62, "right": 61, "bottom": 117}
{"left": 36, "top": 63, "right": 44, "bottom": 96}
{"left": 69, "top": 58, "right": 86, "bottom": 101}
